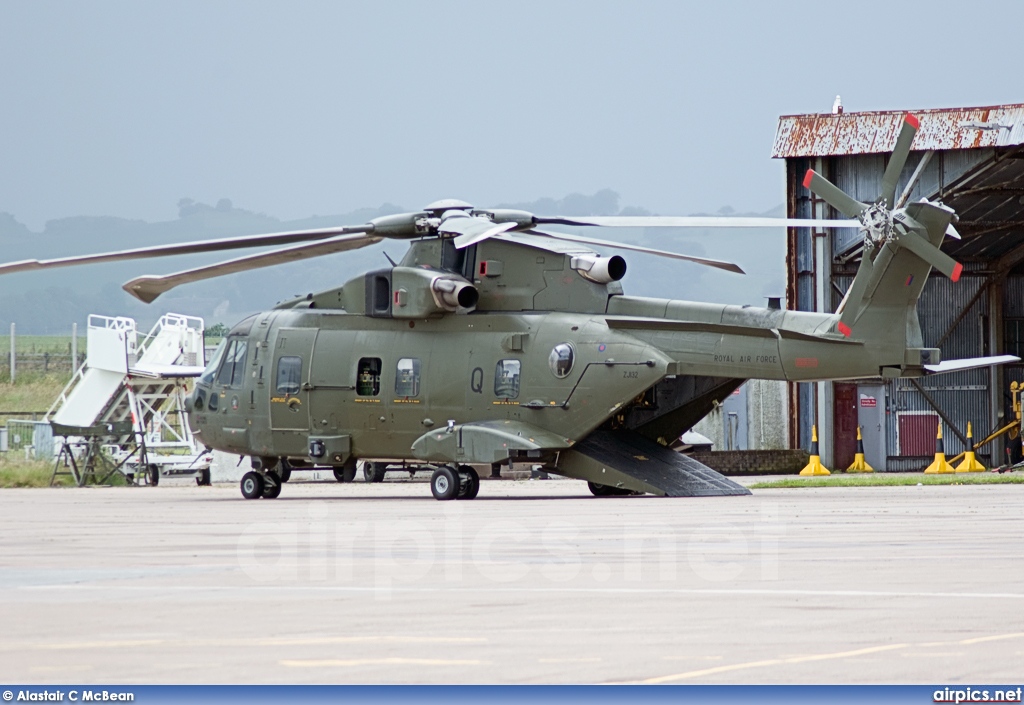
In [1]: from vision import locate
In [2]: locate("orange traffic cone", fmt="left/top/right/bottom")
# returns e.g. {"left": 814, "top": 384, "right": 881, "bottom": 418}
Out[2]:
{"left": 847, "top": 426, "right": 874, "bottom": 473}
{"left": 799, "top": 425, "right": 831, "bottom": 476}
{"left": 923, "top": 424, "right": 954, "bottom": 474}
{"left": 954, "top": 422, "right": 986, "bottom": 473}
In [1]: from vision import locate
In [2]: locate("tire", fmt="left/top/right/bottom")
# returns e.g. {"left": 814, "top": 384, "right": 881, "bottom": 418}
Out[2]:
{"left": 364, "top": 462, "right": 387, "bottom": 483}
{"left": 457, "top": 466, "right": 480, "bottom": 500}
{"left": 241, "top": 471, "right": 264, "bottom": 500}
{"left": 196, "top": 468, "right": 211, "bottom": 487}
{"left": 334, "top": 464, "right": 357, "bottom": 483}
{"left": 589, "top": 482, "right": 637, "bottom": 496}
{"left": 279, "top": 458, "right": 292, "bottom": 483}
{"left": 148, "top": 465, "right": 160, "bottom": 487}
{"left": 430, "top": 466, "right": 459, "bottom": 501}
{"left": 262, "top": 475, "right": 282, "bottom": 499}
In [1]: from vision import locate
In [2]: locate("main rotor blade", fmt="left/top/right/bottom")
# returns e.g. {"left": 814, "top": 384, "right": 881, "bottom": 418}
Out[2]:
{"left": 802, "top": 171, "right": 867, "bottom": 219}
{"left": 122, "top": 233, "right": 382, "bottom": 303}
{"left": 880, "top": 113, "right": 920, "bottom": 209}
{"left": 518, "top": 231, "right": 745, "bottom": 274}
{"left": 0, "top": 224, "right": 375, "bottom": 276}
{"left": 441, "top": 218, "right": 519, "bottom": 249}
{"left": 533, "top": 215, "right": 861, "bottom": 229}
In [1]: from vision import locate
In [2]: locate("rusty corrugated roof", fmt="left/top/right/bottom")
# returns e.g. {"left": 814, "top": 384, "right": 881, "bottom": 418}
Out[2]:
{"left": 772, "top": 103, "right": 1024, "bottom": 158}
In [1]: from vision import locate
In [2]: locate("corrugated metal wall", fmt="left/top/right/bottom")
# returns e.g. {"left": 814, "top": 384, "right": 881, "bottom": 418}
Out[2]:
{"left": 832, "top": 266, "right": 995, "bottom": 469}
{"left": 890, "top": 269, "right": 992, "bottom": 470}
{"left": 790, "top": 146, "right": 1015, "bottom": 471}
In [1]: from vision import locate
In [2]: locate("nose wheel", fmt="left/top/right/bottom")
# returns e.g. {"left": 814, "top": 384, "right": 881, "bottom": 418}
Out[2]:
{"left": 240, "top": 471, "right": 264, "bottom": 499}
{"left": 457, "top": 466, "right": 479, "bottom": 500}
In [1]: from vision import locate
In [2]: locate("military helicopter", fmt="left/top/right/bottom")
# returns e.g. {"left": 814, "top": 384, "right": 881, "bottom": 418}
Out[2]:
{"left": 1, "top": 114, "right": 1014, "bottom": 501}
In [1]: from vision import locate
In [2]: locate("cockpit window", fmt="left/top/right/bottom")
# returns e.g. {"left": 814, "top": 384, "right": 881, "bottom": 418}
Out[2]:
{"left": 215, "top": 338, "right": 248, "bottom": 387}
{"left": 199, "top": 339, "right": 227, "bottom": 385}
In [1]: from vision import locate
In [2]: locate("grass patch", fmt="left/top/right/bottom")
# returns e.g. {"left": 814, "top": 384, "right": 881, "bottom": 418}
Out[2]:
{"left": 0, "top": 374, "right": 72, "bottom": 425}
{"left": 0, "top": 335, "right": 82, "bottom": 354}
{"left": 0, "top": 458, "right": 67, "bottom": 487}
{"left": 750, "top": 473, "right": 1024, "bottom": 489}
{"left": 0, "top": 454, "right": 133, "bottom": 488}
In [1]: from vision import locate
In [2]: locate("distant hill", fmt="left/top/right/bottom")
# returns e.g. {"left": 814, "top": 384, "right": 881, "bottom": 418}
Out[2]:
{"left": 0, "top": 193, "right": 786, "bottom": 333}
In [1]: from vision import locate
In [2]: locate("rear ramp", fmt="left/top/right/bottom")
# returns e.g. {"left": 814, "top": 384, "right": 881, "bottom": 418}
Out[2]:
{"left": 558, "top": 429, "right": 751, "bottom": 497}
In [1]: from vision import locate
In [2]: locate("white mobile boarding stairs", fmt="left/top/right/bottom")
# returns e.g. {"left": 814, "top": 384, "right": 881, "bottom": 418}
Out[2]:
{"left": 48, "top": 313, "right": 213, "bottom": 486}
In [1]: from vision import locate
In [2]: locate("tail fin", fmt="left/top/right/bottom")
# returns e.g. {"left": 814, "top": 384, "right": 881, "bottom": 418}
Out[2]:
{"left": 835, "top": 200, "right": 958, "bottom": 350}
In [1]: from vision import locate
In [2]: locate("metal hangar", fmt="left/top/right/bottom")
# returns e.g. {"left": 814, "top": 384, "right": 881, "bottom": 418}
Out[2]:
{"left": 773, "top": 103, "right": 1024, "bottom": 470}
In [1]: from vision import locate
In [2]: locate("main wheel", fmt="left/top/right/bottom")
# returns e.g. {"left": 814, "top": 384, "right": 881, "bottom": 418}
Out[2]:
{"left": 241, "top": 471, "right": 264, "bottom": 499}
{"left": 363, "top": 462, "right": 387, "bottom": 483}
{"left": 457, "top": 466, "right": 480, "bottom": 500}
{"left": 588, "top": 482, "right": 638, "bottom": 496}
{"left": 262, "top": 474, "right": 282, "bottom": 499}
{"left": 148, "top": 464, "right": 160, "bottom": 487}
{"left": 334, "top": 464, "right": 357, "bottom": 483}
{"left": 278, "top": 460, "right": 292, "bottom": 483}
{"left": 430, "top": 466, "right": 459, "bottom": 501}
{"left": 196, "top": 468, "right": 211, "bottom": 486}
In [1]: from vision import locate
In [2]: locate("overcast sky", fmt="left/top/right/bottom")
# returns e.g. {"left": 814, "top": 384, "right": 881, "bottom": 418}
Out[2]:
{"left": 2, "top": 0, "right": 1022, "bottom": 230}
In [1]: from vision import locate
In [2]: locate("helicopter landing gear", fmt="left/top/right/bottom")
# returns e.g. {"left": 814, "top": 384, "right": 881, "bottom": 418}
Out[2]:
{"left": 457, "top": 466, "right": 479, "bottom": 500}
{"left": 363, "top": 461, "right": 387, "bottom": 483}
{"left": 196, "top": 468, "right": 211, "bottom": 486}
{"left": 277, "top": 459, "right": 292, "bottom": 483}
{"left": 241, "top": 471, "right": 264, "bottom": 500}
{"left": 333, "top": 462, "right": 357, "bottom": 483}
{"left": 587, "top": 481, "right": 636, "bottom": 497}
{"left": 262, "top": 473, "right": 282, "bottom": 499}
{"left": 432, "top": 465, "right": 479, "bottom": 500}
{"left": 430, "top": 466, "right": 459, "bottom": 500}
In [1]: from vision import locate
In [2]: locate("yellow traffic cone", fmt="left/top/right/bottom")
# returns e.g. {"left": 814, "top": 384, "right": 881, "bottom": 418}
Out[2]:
{"left": 847, "top": 426, "right": 874, "bottom": 473}
{"left": 955, "top": 422, "right": 986, "bottom": 473}
{"left": 923, "top": 424, "right": 955, "bottom": 474}
{"left": 799, "top": 425, "right": 831, "bottom": 476}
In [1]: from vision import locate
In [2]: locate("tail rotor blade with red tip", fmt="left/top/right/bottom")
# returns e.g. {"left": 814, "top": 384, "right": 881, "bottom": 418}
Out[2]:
{"left": 803, "top": 170, "right": 867, "bottom": 219}
{"left": 894, "top": 230, "right": 962, "bottom": 282}
{"left": 880, "top": 113, "right": 920, "bottom": 209}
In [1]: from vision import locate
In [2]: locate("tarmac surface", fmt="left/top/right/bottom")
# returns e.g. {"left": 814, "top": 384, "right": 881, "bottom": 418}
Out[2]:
{"left": 1, "top": 475, "right": 1022, "bottom": 685}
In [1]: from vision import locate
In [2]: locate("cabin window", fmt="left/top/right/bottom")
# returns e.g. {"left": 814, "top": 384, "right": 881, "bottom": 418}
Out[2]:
{"left": 276, "top": 356, "right": 302, "bottom": 394}
{"left": 216, "top": 339, "right": 248, "bottom": 387}
{"left": 548, "top": 343, "right": 575, "bottom": 378}
{"left": 494, "top": 359, "right": 521, "bottom": 399}
{"left": 395, "top": 358, "right": 420, "bottom": 397}
{"left": 357, "top": 357, "right": 382, "bottom": 396}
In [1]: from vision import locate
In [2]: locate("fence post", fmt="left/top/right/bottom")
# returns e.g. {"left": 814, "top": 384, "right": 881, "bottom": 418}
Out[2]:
{"left": 9, "top": 322, "right": 14, "bottom": 383}
{"left": 72, "top": 322, "right": 78, "bottom": 374}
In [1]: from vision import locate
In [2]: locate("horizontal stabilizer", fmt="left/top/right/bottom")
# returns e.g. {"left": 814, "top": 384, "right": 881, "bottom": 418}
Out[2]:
{"left": 925, "top": 355, "right": 1020, "bottom": 374}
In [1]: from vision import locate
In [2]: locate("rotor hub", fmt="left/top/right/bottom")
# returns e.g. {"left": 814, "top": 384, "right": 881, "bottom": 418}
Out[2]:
{"left": 860, "top": 202, "right": 894, "bottom": 246}
{"left": 423, "top": 198, "right": 474, "bottom": 215}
